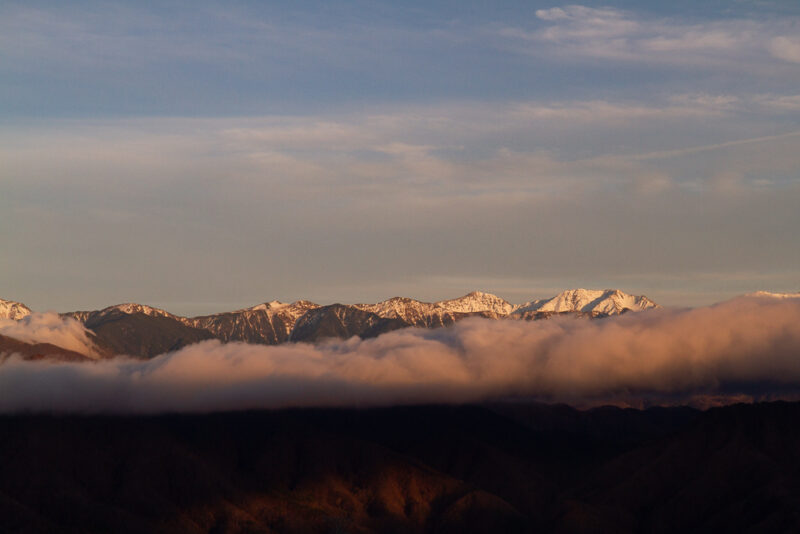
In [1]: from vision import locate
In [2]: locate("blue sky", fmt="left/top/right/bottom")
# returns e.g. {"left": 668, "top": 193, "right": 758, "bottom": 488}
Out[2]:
{"left": 1, "top": 1, "right": 799, "bottom": 314}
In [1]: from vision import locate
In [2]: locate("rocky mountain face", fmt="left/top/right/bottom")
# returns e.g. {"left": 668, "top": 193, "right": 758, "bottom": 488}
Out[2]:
{"left": 2, "top": 289, "right": 659, "bottom": 358}
{"left": 63, "top": 304, "right": 215, "bottom": 359}
{"left": 188, "top": 300, "right": 319, "bottom": 344}
{"left": 0, "top": 333, "right": 90, "bottom": 362}
{"left": 290, "top": 304, "right": 411, "bottom": 343}
{"left": 354, "top": 291, "right": 516, "bottom": 328}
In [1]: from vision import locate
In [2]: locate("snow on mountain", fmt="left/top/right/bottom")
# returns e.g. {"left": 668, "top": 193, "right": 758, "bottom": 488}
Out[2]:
{"left": 188, "top": 300, "right": 319, "bottom": 343}
{"left": 242, "top": 300, "right": 319, "bottom": 330}
{"left": 43, "top": 289, "right": 663, "bottom": 356}
{"left": 746, "top": 291, "right": 800, "bottom": 299}
{"left": 515, "top": 289, "right": 659, "bottom": 316}
{"left": 66, "top": 302, "right": 179, "bottom": 323}
{"left": 247, "top": 300, "right": 293, "bottom": 312}
{"left": 0, "top": 298, "right": 33, "bottom": 320}
{"left": 434, "top": 291, "right": 517, "bottom": 316}
{"left": 106, "top": 303, "right": 177, "bottom": 318}
{"left": 358, "top": 289, "right": 655, "bottom": 324}
{"left": 355, "top": 292, "right": 516, "bottom": 327}
{"left": 355, "top": 297, "right": 432, "bottom": 323}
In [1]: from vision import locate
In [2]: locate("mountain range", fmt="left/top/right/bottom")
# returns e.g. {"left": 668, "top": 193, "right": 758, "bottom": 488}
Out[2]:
{"left": 1, "top": 289, "right": 661, "bottom": 359}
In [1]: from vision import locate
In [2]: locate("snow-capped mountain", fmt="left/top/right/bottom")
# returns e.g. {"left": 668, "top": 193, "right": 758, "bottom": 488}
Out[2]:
{"left": 188, "top": 300, "right": 319, "bottom": 344}
{"left": 61, "top": 303, "right": 212, "bottom": 359}
{"left": 435, "top": 291, "right": 517, "bottom": 316}
{"left": 65, "top": 302, "right": 179, "bottom": 323}
{"left": 355, "top": 297, "right": 432, "bottom": 323}
{"left": 0, "top": 298, "right": 32, "bottom": 320}
{"left": 290, "top": 303, "right": 400, "bottom": 343}
{"left": 514, "top": 289, "right": 660, "bottom": 316}
{"left": 2, "top": 289, "right": 661, "bottom": 358}
{"left": 355, "top": 291, "right": 518, "bottom": 328}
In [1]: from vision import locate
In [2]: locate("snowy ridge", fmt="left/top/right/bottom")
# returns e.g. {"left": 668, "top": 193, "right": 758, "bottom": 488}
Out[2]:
{"left": 358, "top": 289, "right": 657, "bottom": 319}
{"left": 434, "top": 291, "right": 517, "bottom": 315}
{"left": 244, "top": 300, "right": 292, "bottom": 312}
{"left": 355, "top": 297, "right": 429, "bottom": 321}
{"left": 0, "top": 298, "right": 32, "bottom": 320}
{"left": 746, "top": 291, "right": 800, "bottom": 299}
{"left": 3, "top": 289, "right": 662, "bottom": 356}
{"left": 514, "top": 289, "right": 660, "bottom": 315}
{"left": 355, "top": 292, "right": 516, "bottom": 327}
{"left": 61, "top": 303, "right": 181, "bottom": 327}
{"left": 188, "top": 300, "right": 320, "bottom": 343}
{"left": 244, "top": 300, "right": 319, "bottom": 327}
{"left": 104, "top": 303, "right": 177, "bottom": 318}
{"left": 5, "top": 289, "right": 659, "bottom": 326}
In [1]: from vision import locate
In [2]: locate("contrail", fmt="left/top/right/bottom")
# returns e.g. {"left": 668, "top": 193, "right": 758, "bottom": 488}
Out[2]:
{"left": 630, "top": 130, "right": 800, "bottom": 160}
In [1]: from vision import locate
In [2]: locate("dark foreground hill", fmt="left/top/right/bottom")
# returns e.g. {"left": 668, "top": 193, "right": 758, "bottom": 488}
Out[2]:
{"left": 0, "top": 402, "right": 798, "bottom": 533}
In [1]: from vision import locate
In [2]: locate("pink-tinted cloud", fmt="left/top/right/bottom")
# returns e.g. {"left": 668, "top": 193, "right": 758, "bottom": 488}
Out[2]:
{"left": 1, "top": 295, "right": 799, "bottom": 413}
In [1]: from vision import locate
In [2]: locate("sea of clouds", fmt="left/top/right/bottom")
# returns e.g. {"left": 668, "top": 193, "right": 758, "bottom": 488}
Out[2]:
{"left": 1, "top": 295, "right": 800, "bottom": 413}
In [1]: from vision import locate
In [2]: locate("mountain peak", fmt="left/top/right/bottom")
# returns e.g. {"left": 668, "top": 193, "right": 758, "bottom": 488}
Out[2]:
{"left": 516, "top": 289, "right": 659, "bottom": 315}
{"left": 464, "top": 290, "right": 493, "bottom": 298}
{"left": 435, "top": 291, "right": 516, "bottom": 315}
{"left": 248, "top": 300, "right": 290, "bottom": 312}
{"left": 100, "top": 303, "right": 177, "bottom": 319}
{"left": 354, "top": 296, "right": 426, "bottom": 320}
{"left": 0, "top": 298, "right": 33, "bottom": 320}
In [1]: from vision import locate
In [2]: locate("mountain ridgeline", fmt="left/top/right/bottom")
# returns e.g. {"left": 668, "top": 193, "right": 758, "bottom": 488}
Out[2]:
{"left": 1, "top": 290, "right": 659, "bottom": 359}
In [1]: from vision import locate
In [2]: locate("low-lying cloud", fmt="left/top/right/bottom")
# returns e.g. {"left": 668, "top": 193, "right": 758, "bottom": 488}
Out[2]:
{"left": 1, "top": 295, "right": 800, "bottom": 413}
{"left": 0, "top": 312, "right": 99, "bottom": 358}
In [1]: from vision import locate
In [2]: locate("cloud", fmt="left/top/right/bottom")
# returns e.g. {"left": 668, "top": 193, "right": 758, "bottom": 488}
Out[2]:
{"left": 536, "top": 5, "right": 639, "bottom": 40}
{"left": 2, "top": 99, "right": 800, "bottom": 313}
{"left": 0, "top": 95, "right": 764, "bottom": 196}
{"left": 629, "top": 130, "right": 800, "bottom": 161}
{"left": 769, "top": 36, "right": 800, "bottom": 63}
{"left": 505, "top": 5, "right": 800, "bottom": 70}
{"left": 755, "top": 94, "right": 800, "bottom": 110}
{"left": 534, "top": 8, "right": 570, "bottom": 22}
{"left": 1, "top": 296, "right": 800, "bottom": 413}
{"left": 0, "top": 313, "right": 99, "bottom": 357}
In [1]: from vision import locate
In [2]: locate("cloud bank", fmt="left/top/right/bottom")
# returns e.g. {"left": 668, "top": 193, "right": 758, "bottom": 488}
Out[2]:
{"left": 0, "top": 312, "right": 99, "bottom": 357}
{"left": 1, "top": 296, "right": 800, "bottom": 413}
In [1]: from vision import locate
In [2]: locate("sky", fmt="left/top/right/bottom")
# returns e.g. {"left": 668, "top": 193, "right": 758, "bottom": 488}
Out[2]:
{"left": 1, "top": 0, "right": 799, "bottom": 315}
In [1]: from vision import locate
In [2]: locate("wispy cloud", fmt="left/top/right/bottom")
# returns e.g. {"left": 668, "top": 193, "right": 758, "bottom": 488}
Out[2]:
{"left": 501, "top": 5, "right": 800, "bottom": 70}
{"left": 756, "top": 94, "right": 800, "bottom": 110}
{"left": 2, "top": 95, "right": 799, "bottom": 313}
{"left": 630, "top": 130, "right": 800, "bottom": 161}
{"left": 4, "top": 96, "right": 794, "bottom": 195}
{"left": 2, "top": 1, "right": 799, "bottom": 311}
{"left": 769, "top": 36, "right": 800, "bottom": 63}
